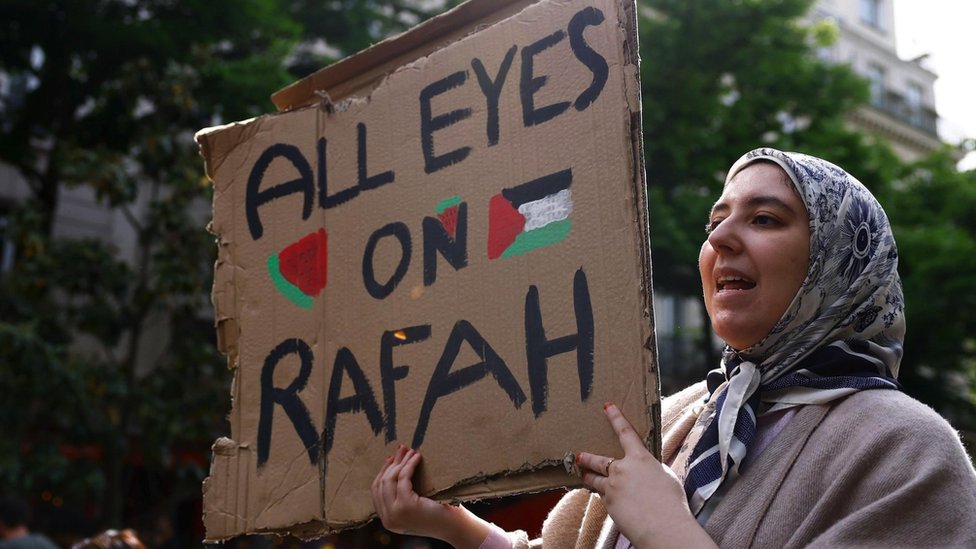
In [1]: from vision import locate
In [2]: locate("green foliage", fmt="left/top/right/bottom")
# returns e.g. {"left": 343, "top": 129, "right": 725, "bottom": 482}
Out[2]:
{"left": 0, "top": 0, "right": 301, "bottom": 532}
{"left": 638, "top": 0, "right": 976, "bottom": 429}
{"left": 640, "top": 0, "right": 869, "bottom": 298}
{"left": 285, "top": 0, "right": 441, "bottom": 77}
{"left": 877, "top": 150, "right": 976, "bottom": 425}
{"left": 638, "top": 0, "right": 873, "bottom": 371}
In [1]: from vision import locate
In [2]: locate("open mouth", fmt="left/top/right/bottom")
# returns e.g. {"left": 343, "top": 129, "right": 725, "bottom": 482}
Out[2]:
{"left": 717, "top": 275, "right": 756, "bottom": 292}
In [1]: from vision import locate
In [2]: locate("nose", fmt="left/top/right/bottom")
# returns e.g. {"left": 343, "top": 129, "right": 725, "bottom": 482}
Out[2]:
{"left": 706, "top": 218, "right": 741, "bottom": 254}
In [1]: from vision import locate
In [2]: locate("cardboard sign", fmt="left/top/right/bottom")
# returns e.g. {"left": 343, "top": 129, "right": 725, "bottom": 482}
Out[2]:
{"left": 195, "top": 0, "right": 659, "bottom": 540}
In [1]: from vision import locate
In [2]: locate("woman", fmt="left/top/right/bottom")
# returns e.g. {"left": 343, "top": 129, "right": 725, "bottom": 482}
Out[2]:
{"left": 372, "top": 148, "right": 976, "bottom": 548}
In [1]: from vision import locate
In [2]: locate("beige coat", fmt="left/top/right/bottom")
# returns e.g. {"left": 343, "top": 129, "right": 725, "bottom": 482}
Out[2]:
{"left": 506, "top": 383, "right": 976, "bottom": 548}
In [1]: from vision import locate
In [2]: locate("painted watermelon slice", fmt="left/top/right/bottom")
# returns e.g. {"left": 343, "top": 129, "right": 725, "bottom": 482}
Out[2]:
{"left": 268, "top": 229, "right": 328, "bottom": 309}
{"left": 437, "top": 205, "right": 459, "bottom": 238}
{"left": 434, "top": 196, "right": 463, "bottom": 238}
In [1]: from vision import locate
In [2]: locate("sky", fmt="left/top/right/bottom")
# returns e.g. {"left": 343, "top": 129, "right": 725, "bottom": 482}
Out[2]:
{"left": 893, "top": 0, "right": 976, "bottom": 168}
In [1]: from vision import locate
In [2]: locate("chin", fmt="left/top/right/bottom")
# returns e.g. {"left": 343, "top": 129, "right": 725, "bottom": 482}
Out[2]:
{"left": 712, "top": 324, "right": 762, "bottom": 351}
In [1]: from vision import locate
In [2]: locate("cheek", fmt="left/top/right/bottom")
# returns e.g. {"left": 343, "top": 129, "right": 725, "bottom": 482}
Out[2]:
{"left": 788, "top": 227, "right": 811, "bottom": 285}
{"left": 788, "top": 246, "right": 810, "bottom": 286}
{"left": 698, "top": 243, "right": 713, "bottom": 283}
{"left": 698, "top": 243, "right": 715, "bottom": 303}
{"left": 772, "top": 247, "right": 810, "bottom": 307}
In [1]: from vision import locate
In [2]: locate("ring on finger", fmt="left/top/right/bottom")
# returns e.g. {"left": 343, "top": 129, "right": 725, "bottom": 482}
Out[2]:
{"left": 605, "top": 458, "right": 615, "bottom": 476}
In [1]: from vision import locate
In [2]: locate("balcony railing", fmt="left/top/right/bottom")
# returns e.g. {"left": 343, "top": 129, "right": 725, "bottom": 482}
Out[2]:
{"left": 869, "top": 87, "right": 939, "bottom": 137}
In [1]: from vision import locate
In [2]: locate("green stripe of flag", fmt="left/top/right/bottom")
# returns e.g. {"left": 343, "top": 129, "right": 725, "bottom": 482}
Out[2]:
{"left": 268, "top": 254, "right": 314, "bottom": 309}
{"left": 501, "top": 219, "right": 572, "bottom": 258}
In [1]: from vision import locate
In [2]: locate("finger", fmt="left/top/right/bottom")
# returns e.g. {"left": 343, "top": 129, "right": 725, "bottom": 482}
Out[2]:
{"left": 393, "top": 443, "right": 409, "bottom": 464}
{"left": 581, "top": 469, "right": 607, "bottom": 495}
{"left": 397, "top": 450, "right": 422, "bottom": 496}
{"left": 372, "top": 455, "right": 395, "bottom": 516}
{"left": 387, "top": 447, "right": 418, "bottom": 499}
{"left": 400, "top": 450, "right": 421, "bottom": 480}
{"left": 604, "top": 402, "right": 647, "bottom": 456}
{"left": 372, "top": 455, "right": 393, "bottom": 491}
{"left": 576, "top": 452, "right": 615, "bottom": 477}
{"left": 382, "top": 448, "right": 409, "bottom": 492}
{"left": 382, "top": 446, "right": 409, "bottom": 484}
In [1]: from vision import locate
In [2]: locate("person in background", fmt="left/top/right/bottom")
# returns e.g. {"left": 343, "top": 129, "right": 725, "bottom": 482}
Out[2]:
{"left": 0, "top": 496, "right": 58, "bottom": 549}
{"left": 70, "top": 529, "right": 145, "bottom": 549}
{"left": 371, "top": 148, "right": 976, "bottom": 548}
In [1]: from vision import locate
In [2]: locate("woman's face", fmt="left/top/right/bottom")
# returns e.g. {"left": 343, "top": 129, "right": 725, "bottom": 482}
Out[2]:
{"left": 699, "top": 162, "right": 810, "bottom": 351}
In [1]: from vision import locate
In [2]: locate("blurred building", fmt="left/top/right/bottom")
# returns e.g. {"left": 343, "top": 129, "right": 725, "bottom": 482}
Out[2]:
{"left": 809, "top": 0, "right": 942, "bottom": 162}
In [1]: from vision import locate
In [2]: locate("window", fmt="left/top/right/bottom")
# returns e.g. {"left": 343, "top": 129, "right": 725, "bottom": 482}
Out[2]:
{"left": 866, "top": 63, "right": 886, "bottom": 107}
{"left": 906, "top": 82, "right": 924, "bottom": 126}
{"left": 860, "top": 0, "right": 883, "bottom": 29}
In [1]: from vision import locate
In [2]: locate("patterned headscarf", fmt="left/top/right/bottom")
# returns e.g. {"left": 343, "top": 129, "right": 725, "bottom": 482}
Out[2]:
{"left": 682, "top": 148, "right": 906, "bottom": 516}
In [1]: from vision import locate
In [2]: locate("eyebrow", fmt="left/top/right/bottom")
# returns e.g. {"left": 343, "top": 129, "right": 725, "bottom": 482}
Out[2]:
{"left": 709, "top": 195, "right": 800, "bottom": 219}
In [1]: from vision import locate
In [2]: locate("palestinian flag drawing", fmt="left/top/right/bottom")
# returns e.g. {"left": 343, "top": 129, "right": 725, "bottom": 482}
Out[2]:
{"left": 488, "top": 168, "right": 573, "bottom": 260}
{"left": 268, "top": 228, "right": 328, "bottom": 309}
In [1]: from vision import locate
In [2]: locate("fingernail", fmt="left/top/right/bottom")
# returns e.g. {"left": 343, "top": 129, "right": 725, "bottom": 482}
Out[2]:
{"left": 575, "top": 452, "right": 582, "bottom": 465}
{"left": 603, "top": 402, "right": 613, "bottom": 411}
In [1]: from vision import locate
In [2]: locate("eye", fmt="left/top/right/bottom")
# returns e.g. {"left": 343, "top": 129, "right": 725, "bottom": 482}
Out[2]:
{"left": 753, "top": 214, "right": 777, "bottom": 226}
{"left": 705, "top": 218, "right": 723, "bottom": 234}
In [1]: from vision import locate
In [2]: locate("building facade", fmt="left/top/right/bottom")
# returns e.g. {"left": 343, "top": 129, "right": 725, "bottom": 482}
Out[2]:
{"left": 810, "top": 0, "right": 942, "bottom": 161}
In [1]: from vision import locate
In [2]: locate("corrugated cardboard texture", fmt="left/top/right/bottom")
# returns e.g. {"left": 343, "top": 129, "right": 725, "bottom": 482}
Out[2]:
{"left": 195, "top": 0, "right": 658, "bottom": 540}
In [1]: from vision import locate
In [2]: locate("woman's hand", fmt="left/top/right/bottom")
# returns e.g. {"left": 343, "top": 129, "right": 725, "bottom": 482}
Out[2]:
{"left": 371, "top": 444, "right": 493, "bottom": 549}
{"left": 578, "top": 403, "right": 717, "bottom": 549}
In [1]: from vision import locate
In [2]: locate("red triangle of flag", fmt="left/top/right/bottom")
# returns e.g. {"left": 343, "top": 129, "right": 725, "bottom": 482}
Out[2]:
{"left": 487, "top": 194, "right": 525, "bottom": 259}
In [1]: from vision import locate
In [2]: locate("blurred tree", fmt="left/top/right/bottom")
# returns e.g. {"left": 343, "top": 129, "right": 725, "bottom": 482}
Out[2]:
{"left": 640, "top": 0, "right": 874, "bottom": 368}
{"left": 877, "top": 148, "right": 976, "bottom": 431}
{"left": 0, "top": 0, "right": 301, "bottom": 529}
{"left": 0, "top": 0, "right": 447, "bottom": 535}
{"left": 285, "top": 0, "right": 446, "bottom": 78}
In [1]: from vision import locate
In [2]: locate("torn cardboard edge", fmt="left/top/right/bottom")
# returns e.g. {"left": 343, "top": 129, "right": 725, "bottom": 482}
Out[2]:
{"left": 204, "top": 401, "right": 659, "bottom": 540}
{"left": 203, "top": 444, "right": 579, "bottom": 540}
{"left": 321, "top": 462, "right": 582, "bottom": 534}
{"left": 618, "top": 0, "right": 661, "bottom": 462}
